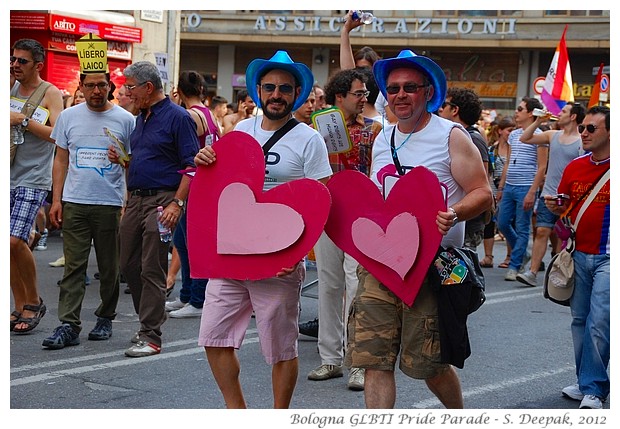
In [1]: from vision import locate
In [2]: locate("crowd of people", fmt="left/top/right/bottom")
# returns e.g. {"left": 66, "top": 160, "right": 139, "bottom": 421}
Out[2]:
{"left": 10, "top": 10, "right": 609, "bottom": 411}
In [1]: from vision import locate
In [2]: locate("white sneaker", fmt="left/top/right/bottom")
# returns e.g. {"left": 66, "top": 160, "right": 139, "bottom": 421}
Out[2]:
{"left": 49, "top": 255, "right": 65, "bottom": 267}
{"left": 348, "top": 367, "right": 365, "bottom": 391}
{"left": 580, "top": 395, "right": 603, "bottom": 409}
{"left": 169, "top": 304, "right": 203, "bottom": 318}
{"left": 124, "top": 340, "right": 161, "bottom": 357}
{"left": 561, "top": 383, "right": 584, "bottom": 401}
{"left": 165, "top": 298, "right": 187, "bottom": 312}
{"left": 307, "top": 364, "right": 343, "bottom": 380}
{"left": 505, "top": 268, "right": 518, "bottom": 281}
{"left": 516, "top": 271, "right": 538, "bottom": 287}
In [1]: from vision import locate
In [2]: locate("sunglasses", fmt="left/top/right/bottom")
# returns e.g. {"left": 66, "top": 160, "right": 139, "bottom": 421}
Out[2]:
{"left": 442, "top": 101, "right": 457, "bottom": 109}
{"left": 385, "top": 83, "right": 429, "bottom": 95}
{"left": 261, "top": 83, "right": 294, "bottom": 95}
{"left": 348, "top": 90, "right": 370, "bottom": 99}
{"left": 83, "top": 82, "right": 109, "bottom": 91}
{"left": 516, "top": 106, "right": 526, "bottom": 112}
{"left": 123, "top": 82, "right": 147, "bottom": 91}
{"left": 10, "top": 56, "right": 33, "bottom": 65}
{"left": 578, "top": 124, "right": 602, "bottom": 133}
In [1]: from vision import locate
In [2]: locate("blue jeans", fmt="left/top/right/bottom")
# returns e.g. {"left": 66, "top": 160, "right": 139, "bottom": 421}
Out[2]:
{"left": 172, "top": 212, "right": 207, "bottom": 308}
{"left": 571, "top": 251, "right": 610, "bottom": 399}
{"left": 497, "top": 184, "right": 532, "bottom": 271}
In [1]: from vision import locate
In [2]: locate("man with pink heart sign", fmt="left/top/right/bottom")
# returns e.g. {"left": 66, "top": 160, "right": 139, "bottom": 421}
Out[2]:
{"left": 193, "top": 51, "right": 332, "bottom": 408}
{"left": 344, "top": 50, "right": 492, "bottom": 408}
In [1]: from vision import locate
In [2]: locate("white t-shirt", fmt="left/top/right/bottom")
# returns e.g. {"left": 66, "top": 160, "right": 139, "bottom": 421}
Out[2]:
{"left": 51, "top": 103, "right": 135, "bottom": 207}
{"left": 370, "top": 114, "right": 467, "bottom": 248}
{"left": 235, "top": 116, "right": 332, "bottom": 191}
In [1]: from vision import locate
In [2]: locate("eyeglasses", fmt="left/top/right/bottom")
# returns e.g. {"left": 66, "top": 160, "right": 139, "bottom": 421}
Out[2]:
{"left": 260, "top": 83, "right": 295, "bottom": 95}
{"left": 516, "top": 106, "right": 525, "bottom": 112}
{"left": 123, "top": 82, "right": 147, "bottom": 91}
{"left": 348, "top": 90, "right": 370, "bottom": 99}
{"left": 442, "top": 101, "right": 457, "bottom": 109}
{"left": 10, "top": 56, "right": 33, "bottom": 65}
{"left": 83, "top": 82, "right": 109, "bottom": 91}
{"left": 578, "top": 124, "right": 602, "bottom": 134}
{"left": 385, "top": 83, "right": 429, "bottom": 95}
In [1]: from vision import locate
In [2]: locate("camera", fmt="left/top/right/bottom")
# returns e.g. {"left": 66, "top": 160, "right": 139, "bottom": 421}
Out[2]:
{"left": 554, "top": 193, "right": 570, "bottom": 206}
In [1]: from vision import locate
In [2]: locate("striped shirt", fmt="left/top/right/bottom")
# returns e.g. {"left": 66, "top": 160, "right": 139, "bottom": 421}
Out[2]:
{"left": 505, "top": 127, "right": 542, "bottom": 186}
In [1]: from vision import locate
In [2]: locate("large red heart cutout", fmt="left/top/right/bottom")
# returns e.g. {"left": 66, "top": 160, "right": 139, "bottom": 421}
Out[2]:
{"left": 324, "top": 167, "right": 445, "bottom": 306}
{"left": 187, "top": 131, "right": 331, "bottom": 280}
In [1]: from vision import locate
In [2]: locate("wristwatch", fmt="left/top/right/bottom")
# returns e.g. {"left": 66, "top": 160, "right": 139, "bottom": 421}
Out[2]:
{"left": 21, "top": 117, "right": 29, "bottom": 128}
{"left": 448, "top": 207, "right": 459, "bottom": 226}
{"left": 172, "top": 198, "right": 185, "bottom": 208}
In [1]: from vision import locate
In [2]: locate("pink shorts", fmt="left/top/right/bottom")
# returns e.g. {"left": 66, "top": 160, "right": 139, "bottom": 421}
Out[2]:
{"left": 198, "top": 263, "right": 304, "bottom": 365}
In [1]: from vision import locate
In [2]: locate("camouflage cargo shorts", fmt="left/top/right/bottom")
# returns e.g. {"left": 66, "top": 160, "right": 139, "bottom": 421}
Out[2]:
{"left": 344, "top": 267, "right": 450, "bottom": 380}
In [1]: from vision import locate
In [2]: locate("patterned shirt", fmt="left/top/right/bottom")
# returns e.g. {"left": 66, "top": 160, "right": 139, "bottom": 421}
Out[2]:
{"left": 328, "top": 114, "right": 382, "bottom": 176}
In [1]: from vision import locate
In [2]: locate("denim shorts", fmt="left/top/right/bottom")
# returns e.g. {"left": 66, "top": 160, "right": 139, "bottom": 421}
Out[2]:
{"left": 344, "top": 267, "right": 450, "bottom": 379}
{"left": 535, "top": 196, "right": 559, "bottom": 228}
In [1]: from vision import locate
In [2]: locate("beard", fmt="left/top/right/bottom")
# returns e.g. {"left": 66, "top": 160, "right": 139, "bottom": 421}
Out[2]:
{"left": 262, "top": 98, "right": 294, "bottom": 120}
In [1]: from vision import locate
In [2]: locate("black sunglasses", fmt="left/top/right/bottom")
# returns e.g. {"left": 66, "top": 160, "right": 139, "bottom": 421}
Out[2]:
{"left": 516, "top": 106, "right": 525, "bottom": 112}
{"left": 10, "top": 56, "right": 33, "bottom": 65}
{"left": 442, "top": 101, "right": 457, "bottom": 109}
{"left": 578, "top": 124, "right": 602, "bottom": 133}
{"left": 261, "top": 83, "right": 294, "bottom": 95}
{"left": 385, "top": 83, "right": 429, "bottom": 95}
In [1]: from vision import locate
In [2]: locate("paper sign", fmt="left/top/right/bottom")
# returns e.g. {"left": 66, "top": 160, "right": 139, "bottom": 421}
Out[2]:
{"left": 154, "top": 52, "right": 169, "bottom": 84}
{"left": 324, "top": 166, "right": 445, "bottom": 306}
{"left": 10, "top": 97, "right": 50, "bottom": 124}
{"left": 76, "top": 33, "right": 108, "bottom": 74}
{"left": 311, "top": 107, "right": 352, "bottom": 154}
{"left": 103, "top": 127, "right": 130, "bottom": 167}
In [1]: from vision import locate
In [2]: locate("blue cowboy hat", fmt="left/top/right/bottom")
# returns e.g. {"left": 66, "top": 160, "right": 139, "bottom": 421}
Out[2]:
{"left": 245, "top": 50, "right": 314, "bottom": 112}
{"left": 373, "top": 49, "right": 446, "bottom": 113}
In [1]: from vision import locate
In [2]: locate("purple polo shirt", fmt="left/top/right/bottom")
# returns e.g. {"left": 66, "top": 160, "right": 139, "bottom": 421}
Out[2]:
{"left": 127, "top": 96, "right": 199, "bottom": 190}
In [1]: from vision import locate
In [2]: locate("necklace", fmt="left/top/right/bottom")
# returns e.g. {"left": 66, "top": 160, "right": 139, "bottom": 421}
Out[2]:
{"left": 590, "top": 153, "right": 610, "bottom": 165}
{"left": 393, "top": 113, "right": 430, "bottom": 153}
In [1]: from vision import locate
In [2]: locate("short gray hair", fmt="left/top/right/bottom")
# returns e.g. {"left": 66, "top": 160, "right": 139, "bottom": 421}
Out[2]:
{"left": 124, "top": 61, "right": 163, "bottom": 91}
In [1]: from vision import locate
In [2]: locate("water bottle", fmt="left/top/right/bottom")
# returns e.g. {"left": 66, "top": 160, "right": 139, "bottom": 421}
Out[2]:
{"left": 157, "top": 206, "right": 172, "bottom": 242}
{"left": 341, "top": 10, "right": 374, "bottom": 25}
{"left": 12, "top": 125, "right": 24, "bottom": 145}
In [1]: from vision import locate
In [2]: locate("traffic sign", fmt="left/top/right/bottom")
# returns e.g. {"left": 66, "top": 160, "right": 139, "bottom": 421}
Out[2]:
{"left": 600, "top": 74, "right": 609, "bottom": 93}
{"left": 533, "top": 77, "right": 545, "bottom": 95}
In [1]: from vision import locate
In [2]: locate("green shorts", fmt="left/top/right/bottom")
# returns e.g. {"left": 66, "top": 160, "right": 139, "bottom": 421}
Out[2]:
{"left": 344, "top": 267, "right": 449, "bottom": 379}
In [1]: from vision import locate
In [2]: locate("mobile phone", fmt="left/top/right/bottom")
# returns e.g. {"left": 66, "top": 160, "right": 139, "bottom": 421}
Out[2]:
{"left": 554, "top": 193, "right": 570, "bottom": 206}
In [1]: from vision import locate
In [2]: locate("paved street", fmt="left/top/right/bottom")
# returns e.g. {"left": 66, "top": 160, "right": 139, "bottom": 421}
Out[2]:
{"left": 9, "top": 230, "right": 610, "bottom": 414}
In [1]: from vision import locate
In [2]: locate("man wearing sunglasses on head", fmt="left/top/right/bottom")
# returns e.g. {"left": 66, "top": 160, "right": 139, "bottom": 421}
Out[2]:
{"left": 10, "top": 38, "right": 64, "bottom": 334}
{"left": 344, "top": 50, "right": 492, "bottom": 409}
{"left": 193, "top": 51, "right": 331, "bottom": 408}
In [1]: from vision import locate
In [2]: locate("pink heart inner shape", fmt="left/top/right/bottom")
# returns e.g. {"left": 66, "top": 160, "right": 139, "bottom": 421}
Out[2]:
{"left": 351, "top": 212, "right": 420, "bottom": 280}
{"left": 217, "top": 182, "right": 305, "bottom": 255}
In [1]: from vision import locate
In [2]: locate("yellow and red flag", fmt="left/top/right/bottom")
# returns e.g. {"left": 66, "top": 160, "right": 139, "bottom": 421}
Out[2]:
{"left": 541, "top": 25, "right": 574, "bottom": 115}
{"left": 588, "top": 63, "right": 604, "bottom": 109}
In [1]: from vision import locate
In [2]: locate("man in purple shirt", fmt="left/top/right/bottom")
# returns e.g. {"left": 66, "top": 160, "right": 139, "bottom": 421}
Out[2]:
{"left": 109, "top": 61, "right": 199, "bottom": 357}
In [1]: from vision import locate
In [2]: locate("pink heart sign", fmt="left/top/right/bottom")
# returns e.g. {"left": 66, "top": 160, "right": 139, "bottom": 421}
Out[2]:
{"left": 324, "top": 167, "right": 445, "bottom": 306}
{"left": 187, "top": 131, "right": 331, "bottom": 280}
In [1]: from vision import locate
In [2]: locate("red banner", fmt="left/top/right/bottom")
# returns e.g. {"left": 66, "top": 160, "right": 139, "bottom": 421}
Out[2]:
{"left": 48, "top": 14, "right": 142, "bottom": 43}
{"left": 48, "top": 32, "right": 132, "bottom": 60}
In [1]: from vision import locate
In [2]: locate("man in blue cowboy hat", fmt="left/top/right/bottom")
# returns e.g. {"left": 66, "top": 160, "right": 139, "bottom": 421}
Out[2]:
{"left": 344, "top": 50, "right": 492, "bottom": 408}
{"left": 194, "top": 50, "right": 332, "bottom": 408}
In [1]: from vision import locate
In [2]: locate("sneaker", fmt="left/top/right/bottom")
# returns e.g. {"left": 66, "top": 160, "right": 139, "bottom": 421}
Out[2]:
{"left": 34, "top": 229, "right": 48, "bottom": 250}
{"left": 125, "top": 340, "right": 161, "bottom": 357}
{"left": 505, "top": 268, "right": 518, "bottom": 281}
{"left": 519, "top": 253, "right": 531, "bottom": 273}
{"left": 131, "top": 332, "right": 140, "bottom": 343}
{"left": 580, "top": 395, "right": 603, "bottom": 409}
{"left": 348, "top": 367, "right": 365, "bottom": 391}
{"left": 124, "top": 286, "right": 131, "bottom": 294}
{"left": 516, "top": 271, "right": 538, "bottom": 287}
{"left": 299, "top": 318, "right": 319, "bottom": 337}
{"left": 49, "top": 255, "right": 65, "bottom": 267}
{"left": 165, "top": 298, "right": 187, "bottom": 312}
{"left": 88, "top": 317, "right": 112, "bottom": 341}
{"left": 42, "top": 324, "right": 80, "bottom": 350}
{"left": 169, "top": 304, "right": 202, "bottom": 318}
{"left": 308, "top": 364, "right": 343, "bottom": 381}
{"left": 562, "top": 383, "right": 584, "bottom": 401}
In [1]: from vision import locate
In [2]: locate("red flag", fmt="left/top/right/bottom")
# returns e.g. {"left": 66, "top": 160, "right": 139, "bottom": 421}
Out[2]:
{"left": 588, "top": 63, "right": 604, "bottom": 109}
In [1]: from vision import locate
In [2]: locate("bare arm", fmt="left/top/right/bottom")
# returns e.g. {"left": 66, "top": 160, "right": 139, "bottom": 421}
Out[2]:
{"left": 11, "top": 84, "right": 64, "bottom": 143}
{"left": 339, "top": 11, "right": 363, "bottom": 69}
{"left": 523, "top": 145, "right": 549, "bottom": 211}
{"left": 49, "top": 146, "right": 69, "bottom": 228}
{"left": 520, "top": 117, "right": 556, "bottom": 145}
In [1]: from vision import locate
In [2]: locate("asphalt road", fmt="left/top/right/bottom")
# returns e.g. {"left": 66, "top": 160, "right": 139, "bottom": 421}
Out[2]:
{"left": 9, "top": 230, "right": 611, "bottom": 422}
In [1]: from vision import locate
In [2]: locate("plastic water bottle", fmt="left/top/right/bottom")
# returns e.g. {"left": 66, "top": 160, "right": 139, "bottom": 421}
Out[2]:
{"left": 340, "top": 10, "right": 374, "bottom": 24}
{"left": 12, "top": 125, "right": 24, "bottom": 145}
{"left": 157, "top": 206, "right": 172, "bottom": 242}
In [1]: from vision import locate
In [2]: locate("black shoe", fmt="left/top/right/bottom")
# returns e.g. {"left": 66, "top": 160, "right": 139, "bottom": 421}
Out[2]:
{"left": 94, "top": 272, "right": 100, "bottom": 280}
{"left": 42, "top": 324, "right": 80, "bottom": 349}
{"left": 299, "top": 318, "right": 319, "bottom": 337}
{"left": 88, "top": 317, "right": 112, "bottom": 341}
{"left": 539, "top": 261, "right": 546, "bottom": 272}
{"left": 124, "top": 286, "right": 131, "bottom": 294}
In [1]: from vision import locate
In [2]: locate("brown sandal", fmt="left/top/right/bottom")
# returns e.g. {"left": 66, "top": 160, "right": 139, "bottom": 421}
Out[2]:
{"left": 498, "top": 258, "right": 511, "bottom": 269}
{"left": 12, "top": 298, "right": 47, "bottom": 334}
{"left": 480, "top": 255, "right": 494, "bottom": 268}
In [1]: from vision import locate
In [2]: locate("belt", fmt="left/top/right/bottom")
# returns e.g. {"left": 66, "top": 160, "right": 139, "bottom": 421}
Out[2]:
{"left": 130, "top": 189, "right": 164, "bottom": 197}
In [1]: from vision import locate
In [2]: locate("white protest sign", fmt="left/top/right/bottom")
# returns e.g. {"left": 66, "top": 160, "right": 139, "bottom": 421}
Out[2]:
{"left": 154, "top": 52, "right": 169, "bottom": 84}
{"left": 10, "top": 97, "right": 50, "bottom": 124}
{"left": 311, "top": 107, "right": 352, "bottom": 154}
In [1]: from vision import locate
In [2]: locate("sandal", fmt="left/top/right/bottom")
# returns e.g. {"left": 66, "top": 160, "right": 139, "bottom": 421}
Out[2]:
{"left": 10, "top": 311, "right": 21, "bottom": 332}
{"left": 480, "top": 255, "right": 494, "bottom": 268}
{"left": 498, "top": 258, "right": 511, "bottom": 269}
{"left": 12, "top": 298, "right": 47, "bottom": 334}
